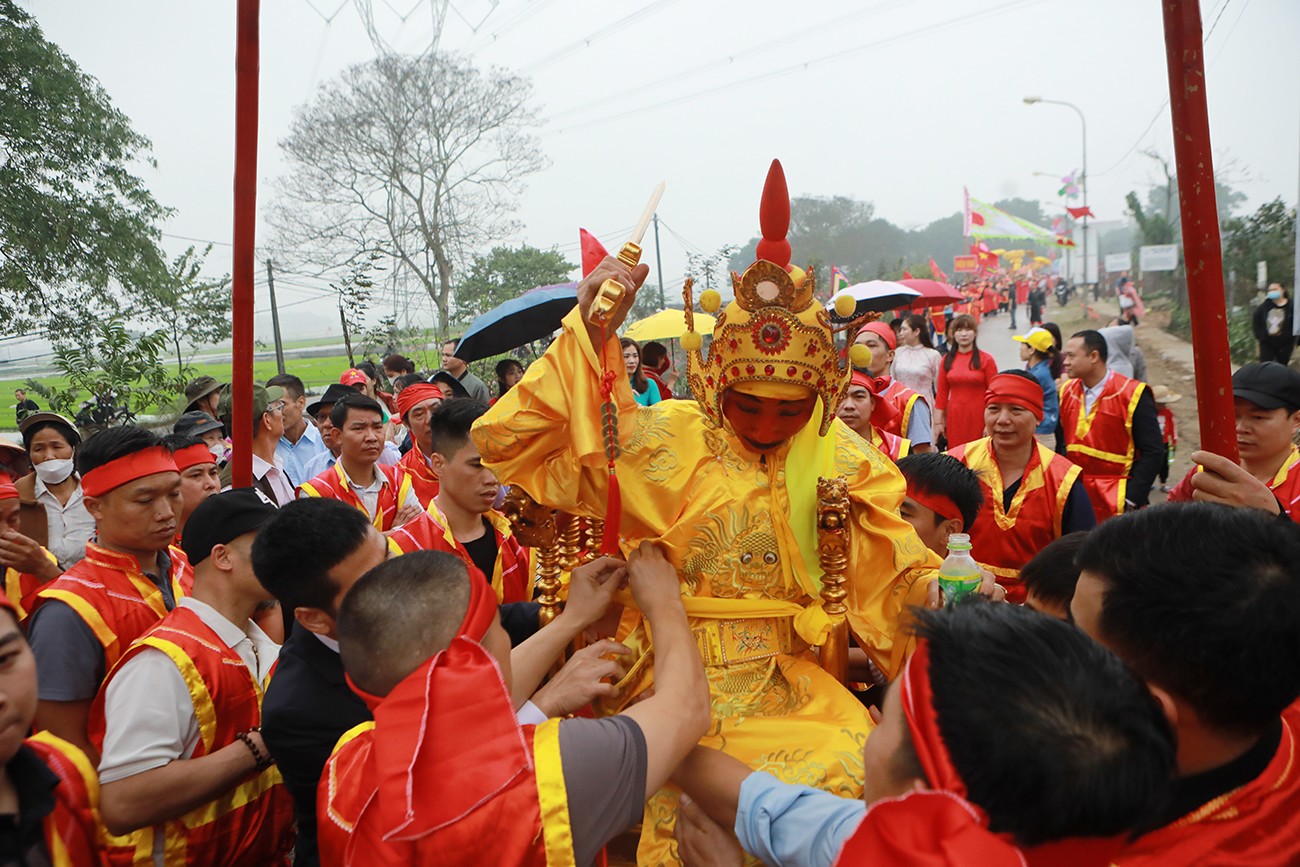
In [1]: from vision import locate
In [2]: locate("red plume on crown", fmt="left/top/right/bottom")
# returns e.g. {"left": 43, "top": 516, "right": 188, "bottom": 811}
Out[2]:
{"left": 754, "top": 159, "right": 792, "bottom": 271}
{"left": 579, "top": 228, "right": 610, "bottom": 278}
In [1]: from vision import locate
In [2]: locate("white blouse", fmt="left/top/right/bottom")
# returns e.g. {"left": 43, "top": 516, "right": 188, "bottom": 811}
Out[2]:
{"left": 892, "top": 344, "right": 942, "bottom": 399}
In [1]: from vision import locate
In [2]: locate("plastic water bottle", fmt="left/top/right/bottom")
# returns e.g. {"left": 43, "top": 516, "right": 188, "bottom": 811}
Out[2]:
{"left": 938, "top": 533, "right": 981, "bottom": 607}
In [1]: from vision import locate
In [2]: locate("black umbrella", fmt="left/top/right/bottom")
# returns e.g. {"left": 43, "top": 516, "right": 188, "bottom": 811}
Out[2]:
{"left": 452, "top": 282, "right": 579, "bottom": 362}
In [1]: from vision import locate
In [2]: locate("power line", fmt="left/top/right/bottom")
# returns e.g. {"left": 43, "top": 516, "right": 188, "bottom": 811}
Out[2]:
{"left": 544, "top": 0, "right": 917, "bottom": 121}
{"left": 518, "top": 0, "right": 684, "bottom": 74}
{"left": 548, "top": 0, "right": 1048, "bottom": 135}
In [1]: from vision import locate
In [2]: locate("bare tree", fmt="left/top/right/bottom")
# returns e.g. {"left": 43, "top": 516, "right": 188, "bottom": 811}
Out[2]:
{"left": 268, "top": 52, "right": 546, "bottom": 332}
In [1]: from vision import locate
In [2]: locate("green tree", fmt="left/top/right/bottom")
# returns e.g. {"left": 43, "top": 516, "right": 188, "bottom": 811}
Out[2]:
{"left": 453, "top": 245, "right": 574, "bottom": 325}
{"left": 137, "top": 245, "right": 232, "bottom": 382}
{"left": 0, "top": 1, "right": 169, "bottom": 332}
{"left": 28, "top": 318, "right": 183, "bottom": 429}
{"left": 332, "top": 252, "right": 385, "bottom": 367}
{"left": 1222, "top": 198, "right": 1296, "bottom": 300}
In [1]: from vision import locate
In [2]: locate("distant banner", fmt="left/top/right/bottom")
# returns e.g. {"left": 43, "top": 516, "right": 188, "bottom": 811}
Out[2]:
{"left": 1104, "top": 252, "right": 1132, "bottom": 273}
{"left": 964, "top": 187, "right": 1058, "bottom": 243}
{"left": 953, "top": 254, "right": 980, "bottom": 273}
{"left": 1139, "top": 244, "right": 1179, "bottom": 272}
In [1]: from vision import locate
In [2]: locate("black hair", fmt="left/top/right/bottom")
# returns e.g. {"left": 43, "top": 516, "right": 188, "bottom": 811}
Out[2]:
{"left": 77, "top": 425, "right": 160, "bottom": 478}
{"left": 995, "top": 368, "right": 1038, "bottom": 385}
{"left": 383, "top": 354, "right": 416, "bottom": 375}
{"left": 1075, "top": 502, "right": 1300, "bottom": 737}
{"left": 641, "top": 341, "right": 670, "bottom": 368}
{"left": 356, "top": 360, "right": 379, "bottom": 381}
{"left": 251, "top": 498, "right": 374, "bottom": 615}
{"left": 943, "top": 314, "right": 983, "bottom": 372}
{"left": 338, "top": 550, "right": 471, "bottom": 696}
{"left": 428, "top": 399, "right": 489, "bottom": 457}
{"left": 329, "top": 394, "right": 384, "bottom": 429}
{"left": 161, "top": 433, "right": 206, "bottom": 454}
{"left": 495, "top": 358, "right": 524, "bottom": 396}
{"left": 1071, "top": 329, "right": 1109, "bottom": 363}
{"left": 266, "top": 373, "right": 305, "bottom": 400}
{"left": 620, "top": 337, "right": 649, "bottom": 394}
{"left": 902, "top": 313, "right": 935, "bottom": 350}
{"left": 1019, "top": 531, "right": 1090, "bottom": 613}
{"left": 914, "top": 603, "right": 1174, "bottom": 847}
{"left": 21, "top": 419, "right": 80, "bottom": 452}
{"left": 896, "top": 452, "right": 983, "bottom": 531}
{"left": 1042, "top": 322, "right": 1065, "bottom": 379}
{"left": 392, "top": 372, "right": 425, "bottom": 392}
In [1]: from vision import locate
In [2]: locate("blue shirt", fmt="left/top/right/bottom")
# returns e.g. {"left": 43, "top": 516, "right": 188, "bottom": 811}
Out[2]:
{"left": 905, "top": 398, "right": 932, "bottom": 446}
{"left": 276, "top": 421, "right": 329, "bottom": 487}
{"left": 632, "top": 377, "right": 661, "bottom": 407}
{"left": 1026, "top": 359, "right": 1060, "bottom": 435}
{"left": 734, "top": 771, "right": 864, "bottom": 867}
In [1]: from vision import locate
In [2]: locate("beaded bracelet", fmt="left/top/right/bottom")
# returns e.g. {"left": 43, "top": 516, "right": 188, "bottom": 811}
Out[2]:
{"left": 236, "top": 728, "right": 274, "bottom": 772}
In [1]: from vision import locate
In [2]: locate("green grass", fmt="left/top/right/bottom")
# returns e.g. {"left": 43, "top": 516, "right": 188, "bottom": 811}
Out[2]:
{"left": 0, "top": 353, "right": 360, "bottom": 431}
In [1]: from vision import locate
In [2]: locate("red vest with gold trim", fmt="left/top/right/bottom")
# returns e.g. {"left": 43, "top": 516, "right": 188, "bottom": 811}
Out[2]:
{"left": 3, "top": 545, "right": 56, "bottom": 621}
{"left": 1113, "top": 703, "right": 1300, "bottom": 866}
{"left": 396, "top": 445, "right": 439, "bottom": 508}
{"left": 1059, "top": 372, "right": 1146, "bottom": 520}
{"left": 299, "top": 461, "right": 414, "bottom": 531}
{"left": 1170, "top": 446, "right": 1300, "bottom": 521}
{"left": 87, "top": 606, "right": 294, "bottom": 867}
{"left": 868, "top": 426, "right": 910, "bottom": 463}
{"left": 317, "top": 718, "right": 573, "bottom": 867}
{"left": 387, "top": 508, "right": 532, "bottom": 604}
{"left": 31, "top": 543, "right": 193, "bottom": 672}
{"left": 878, "top": 379, "right": 927, "bottom": 440}
{"left": 948, "top": 438, "right": 1082, "bottom": 604}
{"left": 25, "top": 731, "right": 104, "bottom": 867}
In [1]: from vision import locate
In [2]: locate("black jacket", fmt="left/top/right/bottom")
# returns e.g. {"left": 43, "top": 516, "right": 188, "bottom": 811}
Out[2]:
{"left": 261, "top": 627, "right": 371, "bottom": 867}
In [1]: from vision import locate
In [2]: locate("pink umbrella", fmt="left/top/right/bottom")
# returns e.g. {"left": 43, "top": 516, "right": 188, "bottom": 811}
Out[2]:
{"left": 899, "top": 278, "right": 964, "bottom": 308}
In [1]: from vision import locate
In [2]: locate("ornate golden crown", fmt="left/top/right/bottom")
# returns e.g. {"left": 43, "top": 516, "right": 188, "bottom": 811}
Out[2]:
{"left": 682, "top": 259, "right": 850, "bottom": 437}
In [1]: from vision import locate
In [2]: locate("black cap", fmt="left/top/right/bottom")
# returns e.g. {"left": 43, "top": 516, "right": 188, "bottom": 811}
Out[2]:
{"left": 306, "top": 383, "right": 358, "bottom": 418}
{"left": 181, "top": 488, "right": 279, "bottom": 566}
{"left": 428, "top": 370, "right": 470, "bottom": 399}
{"left": 1232, "top": 362, "right": 1300, "bottom": 411}
{"left": 174, "top": 411, "right": 225, "bottom": 439}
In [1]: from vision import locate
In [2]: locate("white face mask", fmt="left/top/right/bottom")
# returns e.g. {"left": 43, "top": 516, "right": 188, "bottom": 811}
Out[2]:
{"left": 209, "top": 442, "right": 231, "bottom": 464}
{"left": 34, "top": 457, "right": 75, "bottom": 485}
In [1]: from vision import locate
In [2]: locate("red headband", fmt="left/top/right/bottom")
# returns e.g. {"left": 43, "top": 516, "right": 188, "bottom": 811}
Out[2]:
{"left": 985, "top": 373, "right": 1044, "bottom": 422}
{"left": 0, "top": 483, "right": 17, "bottom": 501}
{"left": 395, "top": 383, "right": 443, "bottom": 422}
{"left": 172, "top": 443, "right": 216, "bottom": 473}
{"left": 81, "top": 446, "right": 179, "bottom": 498}
{"left": 900, "top": 641, "right": 972, "bottom": 804}
{"left": 344, "top": 572, "right": 515, "bottom": 841}
{"left": 859, "top": 320, "right": 898, "bottom": 351}
{"left": 907, "top": 484, "right": 964, "bottom": 529}
{"left": 849, "top": 371, "right": 901, "bottom": 430}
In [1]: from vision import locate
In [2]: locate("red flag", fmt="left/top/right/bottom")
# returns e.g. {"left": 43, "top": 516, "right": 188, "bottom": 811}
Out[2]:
{"left": 929, "top": 257, "right": 949, "bottom": 283}
{"left": 1066, "top": 206, "right": 1095, "bottom": 219}
{"left": 903, "top": 269, "right": 914, "bottom": 279}
{"left": 969, "top": 211, "right": 985, "bottom": 226}
{"left": 1055, "top": 235, "right": 1077, "bottom": 248}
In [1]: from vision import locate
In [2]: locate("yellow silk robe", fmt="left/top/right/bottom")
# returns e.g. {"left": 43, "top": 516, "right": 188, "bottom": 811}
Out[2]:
{"left": 472, "top": 308, "right": 939, "bottom": 865}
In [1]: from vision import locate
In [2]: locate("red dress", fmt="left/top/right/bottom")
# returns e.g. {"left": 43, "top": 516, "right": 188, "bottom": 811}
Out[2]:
{"left": 935, "top": 350, "right": 998, "bottom": 448}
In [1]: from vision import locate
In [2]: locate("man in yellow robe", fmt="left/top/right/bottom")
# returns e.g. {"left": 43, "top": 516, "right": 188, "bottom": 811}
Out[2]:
{"left": 472, "top": 160, "right": 939, "bottom": 865}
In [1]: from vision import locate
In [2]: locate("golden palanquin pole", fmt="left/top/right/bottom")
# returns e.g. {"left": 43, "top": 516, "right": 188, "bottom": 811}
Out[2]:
{"left": 816, "top": 476, "right": 851, "bottom": 683}
{"left": 501, "top": 485, "right": 563, "bottom": 625}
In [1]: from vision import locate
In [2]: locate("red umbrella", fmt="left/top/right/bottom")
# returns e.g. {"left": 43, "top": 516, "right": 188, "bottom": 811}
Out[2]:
{"left": 899, "top": 278, "right": 964, "bottom": 308}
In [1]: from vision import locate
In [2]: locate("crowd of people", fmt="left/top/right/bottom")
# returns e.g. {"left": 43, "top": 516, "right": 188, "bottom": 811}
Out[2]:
{"left": 0, "top": 159, "right": 1295, "bottom": 867}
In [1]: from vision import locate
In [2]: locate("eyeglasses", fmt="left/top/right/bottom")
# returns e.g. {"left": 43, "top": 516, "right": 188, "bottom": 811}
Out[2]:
{"left": 267, "top": 400, "right": 287, "bottom": 414}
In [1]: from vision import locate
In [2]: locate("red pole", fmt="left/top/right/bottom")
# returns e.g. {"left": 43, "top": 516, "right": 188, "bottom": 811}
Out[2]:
{"left": 231, "top": 0, "right": 260, "bottom": 488}
{"left": 1161, "top": 0, "right": 1238, "bottom": 462}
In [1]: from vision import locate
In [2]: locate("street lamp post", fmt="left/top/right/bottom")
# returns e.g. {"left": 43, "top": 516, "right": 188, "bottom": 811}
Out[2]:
{"left": 1024, "top": 96, "right": 1088, "bottom": 294}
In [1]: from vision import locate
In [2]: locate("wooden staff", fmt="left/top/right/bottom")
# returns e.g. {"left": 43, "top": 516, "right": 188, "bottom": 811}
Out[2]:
{"left": 230, "top": 0, "right": 259, "bottom": 487}
{"left": 1161, "top": 0, "right": 1238, "bottom": 461}
{"left": 816, "top": 476, "right": 851, "bottom": 683}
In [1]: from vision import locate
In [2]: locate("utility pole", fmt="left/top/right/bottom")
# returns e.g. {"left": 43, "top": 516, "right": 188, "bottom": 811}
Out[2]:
{"left": 653, "top": 213, "right": 667, "bottom": 310}
{"left": 265, "top": 259, "right": 286, "bottom": 376}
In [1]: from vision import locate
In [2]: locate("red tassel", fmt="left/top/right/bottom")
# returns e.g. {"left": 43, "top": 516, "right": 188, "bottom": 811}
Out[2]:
{"left": 600, "top": 468, "right": 622, "bottom": 556}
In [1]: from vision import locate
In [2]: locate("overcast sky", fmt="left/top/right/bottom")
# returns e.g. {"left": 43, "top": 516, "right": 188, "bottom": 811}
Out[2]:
{"left": 25, "top": 0, "right": 1300, "bottom": 338}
